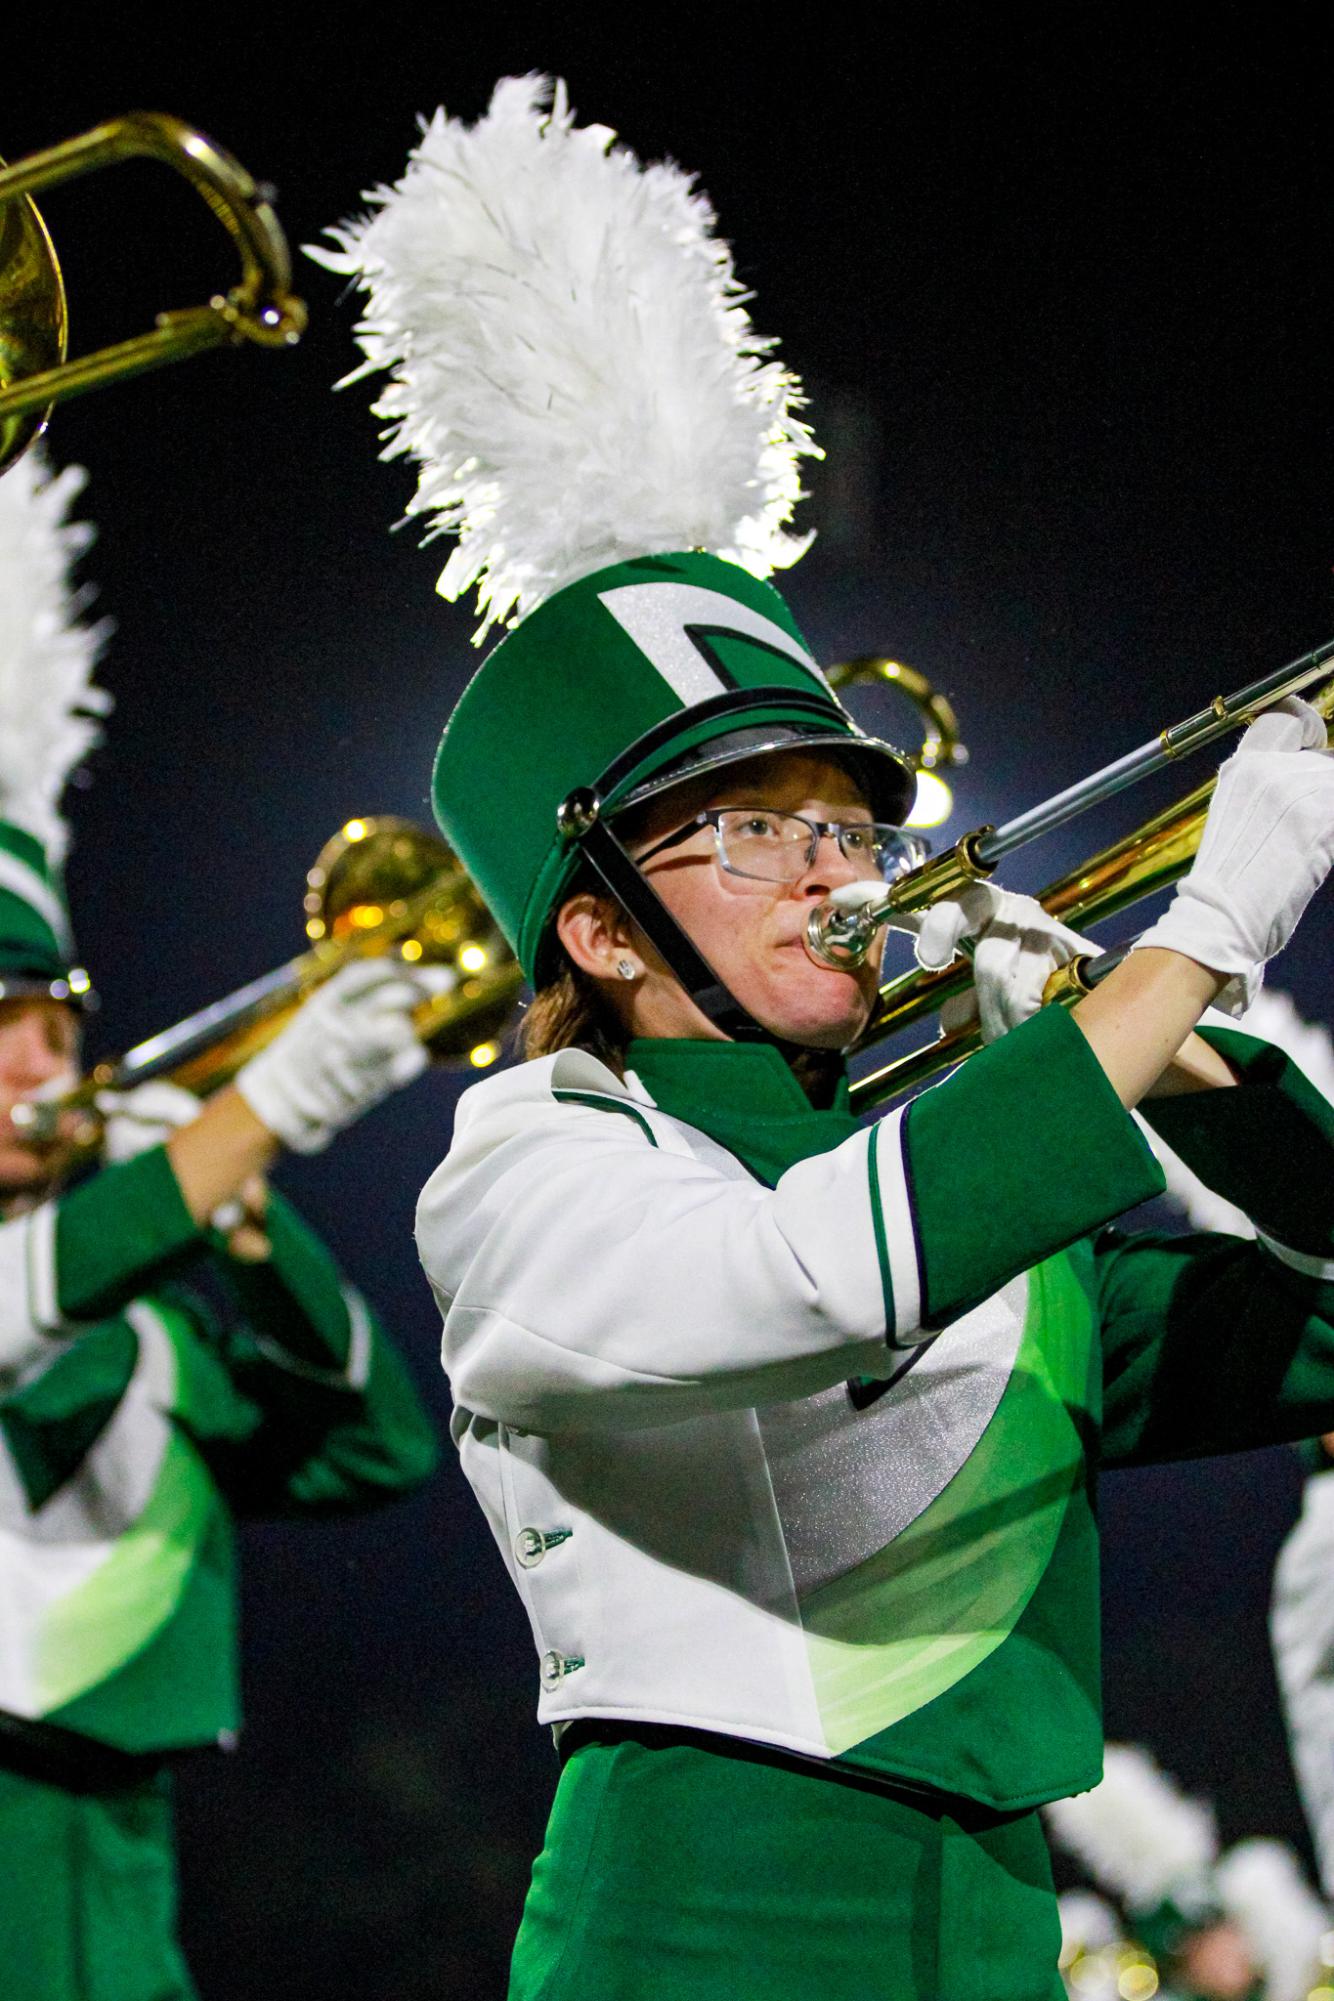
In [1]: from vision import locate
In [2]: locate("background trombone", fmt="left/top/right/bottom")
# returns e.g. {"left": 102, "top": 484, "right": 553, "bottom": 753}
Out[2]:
{"left": 0, "top": 112, "right": 304, "bottom": 474}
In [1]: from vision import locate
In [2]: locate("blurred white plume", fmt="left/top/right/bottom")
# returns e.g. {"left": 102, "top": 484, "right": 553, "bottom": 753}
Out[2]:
{"left": 309, "top": 74, "right": 820, "bottom": 643}
{"left": 1057, "top": 1889, "right": 1122, "bottom": 1956}
{"left": 0, "top": 448, "right": 111, "bottom": 861}
{"left": 1215, "top": 1839, "right": 1331, "bottom": 2001}
{"left": 1044, "top": 1744, "right": 1218, "bottom": 1911}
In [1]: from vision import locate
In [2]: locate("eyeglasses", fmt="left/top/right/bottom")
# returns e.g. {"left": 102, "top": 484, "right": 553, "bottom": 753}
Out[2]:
{"left": 633, "top": 808, "right": 928, "bottom": 886}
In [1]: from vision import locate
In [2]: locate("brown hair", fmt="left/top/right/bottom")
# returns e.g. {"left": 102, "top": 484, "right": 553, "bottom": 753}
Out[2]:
{"left": 519, "top": 958, "right": 630, "bottom": 1073}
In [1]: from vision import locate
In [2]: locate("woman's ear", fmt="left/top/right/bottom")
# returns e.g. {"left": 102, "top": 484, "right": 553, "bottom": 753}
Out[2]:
{"left": 555, "top": 892, "right": 634, "bottom": 981}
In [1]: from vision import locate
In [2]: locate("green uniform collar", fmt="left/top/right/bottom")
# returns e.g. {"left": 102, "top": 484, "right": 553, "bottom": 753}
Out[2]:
{"left": 625, "top": 1036, "right": 860, "bottom": 1185}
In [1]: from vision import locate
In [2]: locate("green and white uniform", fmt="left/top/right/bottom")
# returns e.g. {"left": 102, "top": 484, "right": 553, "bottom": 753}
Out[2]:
{"left": 417, "top": 1010, "right": 1334, "bottom": 1998}
{"left": 317, "top": 80, "right": 1334, "bottom": 1998}
{"left": 0, "top": 445, "right": 438, "bottom": 1999}
{"left": 0, "top": 1145, "right": 438, "bottom": 2000}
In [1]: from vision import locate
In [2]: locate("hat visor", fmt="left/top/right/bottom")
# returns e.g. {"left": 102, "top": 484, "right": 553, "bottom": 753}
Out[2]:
{"left": 613, "top": 720, "right": 919, "bottom": 828}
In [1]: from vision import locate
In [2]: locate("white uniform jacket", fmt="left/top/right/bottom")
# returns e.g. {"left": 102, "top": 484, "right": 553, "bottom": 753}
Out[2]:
{"left": 415, "top": 1013, "right": 1171, "bottom": 1780}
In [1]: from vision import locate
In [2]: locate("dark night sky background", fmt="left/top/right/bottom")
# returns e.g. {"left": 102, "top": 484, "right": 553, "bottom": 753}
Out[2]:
{"left": 12, "top": 9, "right": 1334, "bottom": 1993}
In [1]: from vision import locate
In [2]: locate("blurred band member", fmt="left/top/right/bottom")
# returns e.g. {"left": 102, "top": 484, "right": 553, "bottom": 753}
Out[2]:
{"left": 1048, "top": 1744, "right": 1329, "bottom": 2000}
{"left": 1272, "top": 1429, "right": 1334, "bottom": 1903}
{"left": 0, "top": 451, "right": 439, "bottom": 2001}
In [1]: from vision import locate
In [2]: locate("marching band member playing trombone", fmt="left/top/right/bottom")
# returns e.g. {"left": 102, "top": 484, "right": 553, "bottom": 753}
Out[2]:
{"left": 320, "top": 77, "right": 1334, "bottom": 2001}
{"left": 0, "top": 451, "right": 439, "bottom": 2001}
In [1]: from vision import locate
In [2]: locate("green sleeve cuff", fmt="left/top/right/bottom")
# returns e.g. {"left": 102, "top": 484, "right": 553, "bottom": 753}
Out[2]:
{"left": 1143, "top": 1026, "right": 1334, "bottom": 1258}
{"left": 55, "top": 1145, "right": 202, "bottom": 1321}
{"left": 905, "top": 1005, "right": 1165, "bottom": 1325}
{"left": 222, "top": 1190, "right": 354, "bottom": 1374}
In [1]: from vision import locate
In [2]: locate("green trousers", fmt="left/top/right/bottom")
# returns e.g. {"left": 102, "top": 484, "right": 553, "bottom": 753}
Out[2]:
{"left": 0, "top": 1764, "right": 196, "bottom": 2001}
{"left": 511, "top": 1733, "right": 1064, "bottom": 2001}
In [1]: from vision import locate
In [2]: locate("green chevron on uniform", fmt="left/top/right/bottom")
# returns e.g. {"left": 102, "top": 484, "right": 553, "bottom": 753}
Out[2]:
{"left": 0, "top": 822, "right": 74, "bottom": 986}
{"left": 431, "top": 551, "right": 916, "bottom": 981}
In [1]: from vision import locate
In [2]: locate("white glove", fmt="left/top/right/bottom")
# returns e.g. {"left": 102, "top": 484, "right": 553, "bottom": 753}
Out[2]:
{"left": 96, "top": 1081, "right": 204, "bottom": 1162}
{"left": 1132, "top": 698, "right": 1334, "bottom": 1014}
{"left": 235, "top": 958, "right": 452, "bottom": 1154}
{"left": 905, "top": 881, "right": 1096, "bottom": 1044}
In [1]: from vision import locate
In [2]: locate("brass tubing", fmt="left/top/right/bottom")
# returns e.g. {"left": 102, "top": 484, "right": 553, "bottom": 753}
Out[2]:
{"left": 809, "top": 642, "right": 1334, "bottom": 970}
{"left": 803, "top": 828, "right": 998, "bottom": 966}
{"left": 15, "top": 870, "right": 462, "bottom": 1148}
{"left": 0, "top": 112, "right": 304, "bottom": 460}
{"left": 13, "top": 819, "right": 525, "bottom": 1174}
{"left": 0, "top": 116, "right": 296, "bottom": 307}
{"left": 825, "top": 656, "right": 968, "bottom": 774}
{"left": 849, "top": 673, "right": 1334, "bottom": 1113}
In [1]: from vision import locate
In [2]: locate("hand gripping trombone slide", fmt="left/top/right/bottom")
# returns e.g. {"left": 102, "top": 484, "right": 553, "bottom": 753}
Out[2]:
{"left": 805, "top": 639, "right": 1334, "bottom": 1115}
{"left": 10, "top": 819, "right": 523, "bottom": 1172}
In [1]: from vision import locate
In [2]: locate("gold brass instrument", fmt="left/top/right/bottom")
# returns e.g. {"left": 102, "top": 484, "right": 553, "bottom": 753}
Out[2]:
{"left": 826, "top": 655, "right": 967, "bottom": 830}
{"left": 15, "top": 647, "right": 1333, "bottom": 1151}
{"left": 0, "top": 112, "right": 306, "bottom": 474}
{"left": 13, "top": 818, "right": 523, "bottom": 1163}
{"left": 812, "top": 632, "right": 1334, "bottom": 973}
{"left": 847, "top": 670, "right": 1334, "bottom": 1115}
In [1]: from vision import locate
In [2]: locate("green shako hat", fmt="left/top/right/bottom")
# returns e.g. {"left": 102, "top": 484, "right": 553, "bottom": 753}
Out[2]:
{"left": 314, "top": 77, "right": 915, "bottom": 1004}
{"left": 0, "top": 448, "right": 109, "bottom": 1004}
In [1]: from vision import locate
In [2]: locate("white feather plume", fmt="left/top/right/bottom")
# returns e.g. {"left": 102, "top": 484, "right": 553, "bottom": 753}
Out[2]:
{"left": 0, "top": 447, "right": 111, "bottom": 861}
{"left": 309, "top": 74, "right": 820, "bottom": 643}
{"left": 1057, "top": 1890, "right": 1122, "bottom": 1956}
{"left": 1149, "top": 989, "right": 1334, "bottom": 1236}
{"left": 1215, "top": 1839, "right": 1331, "bottom": 2001}
{"left": 1044, "top": 1745, "right": 1218, "bottom": 1911}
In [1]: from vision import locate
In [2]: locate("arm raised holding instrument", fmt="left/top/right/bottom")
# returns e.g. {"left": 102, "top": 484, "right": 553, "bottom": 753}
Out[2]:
{"left": 125, "top": 956, "right": 448, "bottom": 1238}
{"left": 9, "top": 956, "right": 450, "bottom": 1344}
{"left": 906, "top": 696, "right": 1334, "bottom": 1105}
{"left": 897, "top": 697, "right": 1334, "bottom": 1470}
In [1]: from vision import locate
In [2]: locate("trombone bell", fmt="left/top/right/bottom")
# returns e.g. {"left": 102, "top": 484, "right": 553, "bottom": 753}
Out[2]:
{"left": 0, "top": 176, "right": 65, "bottom": 471}
{"left": 302, "top": 816, "right": 520, "bottom": 1063}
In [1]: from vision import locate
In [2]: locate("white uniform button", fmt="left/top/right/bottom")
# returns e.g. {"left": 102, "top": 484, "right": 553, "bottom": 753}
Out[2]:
{"left": 514, "top": 1527, "right": 572, "bottom": 1569}
{"left": 539, "top": 1650, "right": 585, "bottom": 1691}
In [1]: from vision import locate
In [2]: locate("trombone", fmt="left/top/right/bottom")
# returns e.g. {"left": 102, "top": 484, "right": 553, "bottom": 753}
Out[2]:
{"left": 0, "top": 112, "right": 305, "bottom": 474}
{"left": 16, "top": 641, "right": 1332, "bottom": 1158}
{"left": 835, "top": 640, "right": 1334, "bottom": 1114}
{"left": 10, "top": 661, "right": 968, "bottom": 1165}
{"left": 12, "top": 818, "right": 523, "bottom": 1165}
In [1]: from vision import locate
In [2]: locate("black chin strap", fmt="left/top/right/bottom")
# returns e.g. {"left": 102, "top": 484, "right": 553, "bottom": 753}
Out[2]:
{"left": 560, "top": 792, "right": 774, "bottom": 1046}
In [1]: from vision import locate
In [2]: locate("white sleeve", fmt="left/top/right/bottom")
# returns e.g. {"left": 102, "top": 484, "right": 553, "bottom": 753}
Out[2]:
{"left": 0, "top": 1202, "right": 64, "bottom": 1381}
{"left": 416, "top": 1093, "right": 920, "bottom": 1434}
{"left": 1272, "top": 1470, "right": 1334, "bottom": 1900}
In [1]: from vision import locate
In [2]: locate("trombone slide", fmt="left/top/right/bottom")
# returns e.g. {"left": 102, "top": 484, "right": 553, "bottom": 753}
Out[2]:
{"left": 810, "top": 637, "right": 1334, "bottom": 972}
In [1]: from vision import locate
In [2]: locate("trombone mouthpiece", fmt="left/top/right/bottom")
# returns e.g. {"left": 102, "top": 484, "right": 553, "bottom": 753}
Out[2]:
{"left": 804, "top": 884, "right": 885, "bottom": 968}
{"left": 7, "top": 1100, "right": 60, "bottom": 1143}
